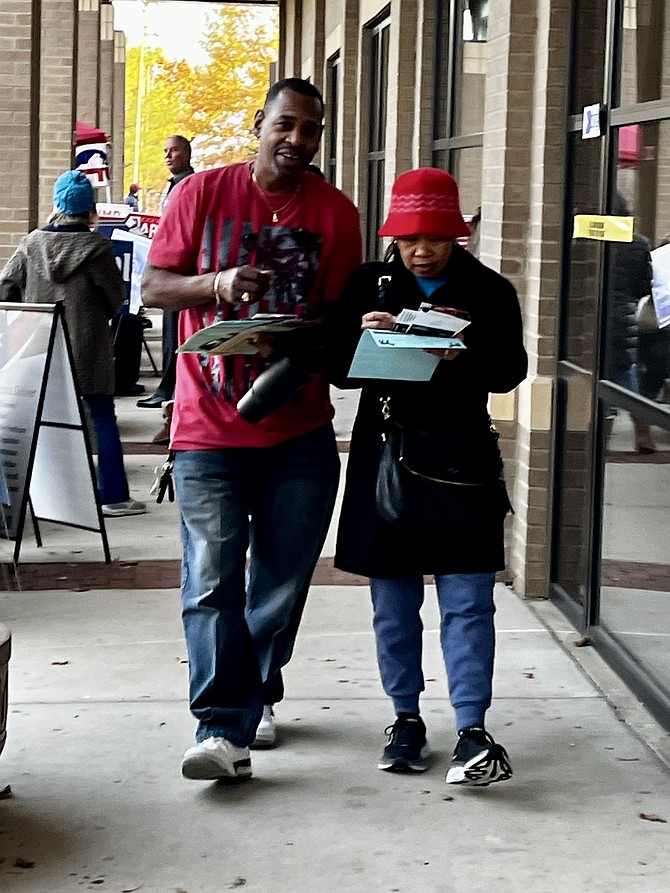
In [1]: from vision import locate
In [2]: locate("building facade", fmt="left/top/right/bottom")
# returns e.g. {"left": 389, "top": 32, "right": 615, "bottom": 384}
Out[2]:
{"left": 1, "top": 0, "right": 669, "bottom": 729}
{"left": 280, "top": 0, "right": 670, "bottom": 728}
{"left": 1, "top": 0, "right": 126, "bottom": 260}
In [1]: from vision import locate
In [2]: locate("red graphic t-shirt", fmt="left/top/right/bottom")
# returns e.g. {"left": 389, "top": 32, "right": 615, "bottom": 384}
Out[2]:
{"left": 147, "top": 163, "right": 363, "bottom": 449}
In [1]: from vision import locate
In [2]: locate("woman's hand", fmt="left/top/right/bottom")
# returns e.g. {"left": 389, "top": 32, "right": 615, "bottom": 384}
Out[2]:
{"left": 361, "top": 311, "right": 396, "bottom": 330}
{"left": 424, "top": 332, "right": 465, "bottom": 362}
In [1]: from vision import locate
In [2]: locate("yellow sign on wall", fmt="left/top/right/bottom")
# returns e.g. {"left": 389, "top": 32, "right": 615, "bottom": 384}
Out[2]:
{"left": 572, "top": 215, "right": 634, "bottom": 242}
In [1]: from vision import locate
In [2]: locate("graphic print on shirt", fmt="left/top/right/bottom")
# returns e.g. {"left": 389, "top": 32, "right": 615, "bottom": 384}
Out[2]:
{"left": 198, "top": 220, "right": 323, "bottom": 401}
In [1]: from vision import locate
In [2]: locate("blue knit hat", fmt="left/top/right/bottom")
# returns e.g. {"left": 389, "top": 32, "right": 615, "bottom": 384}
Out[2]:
{"left": 53, "top": 170, "right": 95, "bottom": 216}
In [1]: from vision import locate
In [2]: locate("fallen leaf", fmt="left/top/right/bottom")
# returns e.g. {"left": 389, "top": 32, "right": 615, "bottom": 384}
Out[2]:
{"left": 442, "top": 795, "right": 454, "bottom": 801}
{"left": 51, "top": 660, "right": 69, "bottom": 666}
{"left": 639, "top": 813, "right": 667, "bottom": 823}
{"left": 121, "top": 886, "right": 142, "bottom": 892}
{"left": 524, "top": 672, "right": 535, "bottom": 679}
{"left": 0, "top": 785, "right": 12, "bottom": 799}
{"left": 574, "top": 636, "right": 592, "bottom": 647}
{"left": 616, "top": 757, "right": 640, "bottom": 762}
{"left": 14, "top": 857, "right": 35, "bottom": 869}
{"left": 230, "top": 879, "right": 246, "bottom": 888}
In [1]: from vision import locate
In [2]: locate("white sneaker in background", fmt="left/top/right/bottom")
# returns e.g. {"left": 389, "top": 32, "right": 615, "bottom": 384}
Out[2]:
{"left": 252, "top": 705, "right": 277, "bottom": 748}
{"left": 181, "top": 737, "right": 252, "bottom": 781}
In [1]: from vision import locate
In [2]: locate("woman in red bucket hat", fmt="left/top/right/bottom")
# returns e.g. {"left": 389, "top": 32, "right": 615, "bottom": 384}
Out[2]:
{"left": 327, "top": 168, "right": 527, "bottom": 786}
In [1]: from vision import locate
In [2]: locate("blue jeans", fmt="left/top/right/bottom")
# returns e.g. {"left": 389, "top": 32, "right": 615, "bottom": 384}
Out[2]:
{"left": 83, "top": 395, "right": 130, "bottom": 505}
{"left": 173, "top": 424, "right": 340, "bottom": 747}
{"left": 370, "top": 573, "right": 496, "bottom": 730}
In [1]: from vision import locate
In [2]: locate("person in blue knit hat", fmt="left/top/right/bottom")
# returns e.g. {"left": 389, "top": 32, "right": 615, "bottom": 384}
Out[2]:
{"left": 0, "top": 170, "right": 147, "bottom": 517}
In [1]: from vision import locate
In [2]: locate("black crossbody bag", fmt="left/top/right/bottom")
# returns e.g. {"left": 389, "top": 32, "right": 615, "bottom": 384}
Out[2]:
{"left": 372, "top": 275, "right": 511, "bottom": 528}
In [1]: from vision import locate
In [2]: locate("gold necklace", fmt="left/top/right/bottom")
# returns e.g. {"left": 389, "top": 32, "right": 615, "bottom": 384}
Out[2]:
{"left": 252, "top": 172, "right": 301, "bottom": 223}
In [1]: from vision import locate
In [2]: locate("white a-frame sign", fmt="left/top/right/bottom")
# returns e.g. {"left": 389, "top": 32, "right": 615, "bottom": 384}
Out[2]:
{"left": 0, "top": 303, "right": 110, "bottom": 564}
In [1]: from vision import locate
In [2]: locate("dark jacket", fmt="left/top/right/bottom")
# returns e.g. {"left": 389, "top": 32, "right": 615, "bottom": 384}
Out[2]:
{"left": 329, "top": 245, "right": 527, "bottom": 578}
{"left": 606, "top": 234, "right": 652, "bottom": 375}
{"left": 0, "top": 227, "right": 124, "bottom": 394}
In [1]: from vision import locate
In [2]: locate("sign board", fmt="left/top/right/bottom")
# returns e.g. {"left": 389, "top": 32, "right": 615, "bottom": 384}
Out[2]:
{"left": 76, "top": 141, "right": 110, "bottom": 189}
{"left": 582, "top": 103, "right": 602, "bottom": 139}
{"left": 572, "top": 215, "right": 634, "bottom": 242}
{"left": 96, "top": 204, "right": 161, "bottom": 240}
{"left": 0, "top": 304, "right": 110, "bottom": 563}
{"left": 651, "top": 243, "right": 670, "bottom": 329}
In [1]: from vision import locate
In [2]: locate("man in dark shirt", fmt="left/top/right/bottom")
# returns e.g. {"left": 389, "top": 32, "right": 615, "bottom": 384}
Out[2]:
{"left": 137, "top": 135, "right": 194, "bottom": 411}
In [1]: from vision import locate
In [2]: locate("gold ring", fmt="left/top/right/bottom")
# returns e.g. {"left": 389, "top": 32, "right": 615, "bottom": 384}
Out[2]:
{"left": 240, "top": 292, "right": 251, "bottom": 304}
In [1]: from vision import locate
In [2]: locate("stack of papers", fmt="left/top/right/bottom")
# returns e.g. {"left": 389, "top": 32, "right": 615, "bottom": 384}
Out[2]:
{"left": 178, "top": 315, "right": 301, "bottom": 356}
{"left": 348, "top": 329, "right": 466, "bottom": 381}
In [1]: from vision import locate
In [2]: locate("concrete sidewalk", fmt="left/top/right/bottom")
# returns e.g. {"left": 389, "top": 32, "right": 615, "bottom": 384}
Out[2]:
{"left": 1, "top": 359, "right": 670, "bottom": 891}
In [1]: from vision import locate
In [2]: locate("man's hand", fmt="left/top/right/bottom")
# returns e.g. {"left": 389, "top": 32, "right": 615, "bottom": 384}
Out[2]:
{"left": 217, "top": 265, "right": 272, "bottom": 305}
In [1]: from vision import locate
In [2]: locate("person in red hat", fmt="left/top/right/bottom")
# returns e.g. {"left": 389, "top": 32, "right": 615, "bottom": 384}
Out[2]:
{"left": 124, "top": 183, "right": 140, "bottom": 212}
{"left": 329, "top": 167, "right": 527, "bottom": 786}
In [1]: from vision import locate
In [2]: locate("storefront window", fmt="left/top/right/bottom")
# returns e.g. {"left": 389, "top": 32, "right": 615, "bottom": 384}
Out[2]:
{"left": 569, "top": 0, "right": 607, "bottom": 114}
{"left": 599, "top": 422, "right": 670, "bottom": 704}
{"left": 562, "top": 134, "right": 604, "bottom": 373}
{"left": 616, "top": 0, "right": 670, "bottom": 106}
{"left": 452, "top": 0, "right": 489, "bottom": 137}
{"left": 451, "top": 146, "right": 482, "bottom": 218}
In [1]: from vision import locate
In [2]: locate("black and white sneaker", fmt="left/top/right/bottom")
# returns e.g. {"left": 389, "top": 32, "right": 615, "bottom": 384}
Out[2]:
{"left": 445, "top": 727, "right": 512, "bottom": 786}
{"left": 378, "top": 714, "right": 429, "bottom": 773}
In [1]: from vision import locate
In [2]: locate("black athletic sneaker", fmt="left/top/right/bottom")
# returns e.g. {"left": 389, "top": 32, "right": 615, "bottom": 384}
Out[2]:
{"left": 378, "top": 714, "right": 429, "bottom": 772}
{"left": 445, "top": 727, "right": 513, "bottom": 786}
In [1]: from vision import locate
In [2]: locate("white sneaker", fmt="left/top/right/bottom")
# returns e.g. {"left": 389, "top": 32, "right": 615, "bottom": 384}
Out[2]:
{"left": 102, "top": 499, "right": 147, "bottom": 517}
{"left": 252, "top": 706, "right": 277, "bottom": 748}
{"left": 181, "top": 737, "right": 252, "bottom": 781}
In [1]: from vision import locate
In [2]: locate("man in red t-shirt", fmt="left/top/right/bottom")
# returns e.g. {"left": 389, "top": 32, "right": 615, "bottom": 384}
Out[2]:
{"left": 142, "top": 78, "right": 362, "bottom": 782}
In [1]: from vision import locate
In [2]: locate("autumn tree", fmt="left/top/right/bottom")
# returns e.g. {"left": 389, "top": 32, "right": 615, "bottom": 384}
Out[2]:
{"left": 125, "top": 46, "right": 198, "bottom": 211}
{"left": 188, "top": 6, "right": 279, "bottom": 168}
{"left": 124, "top": 6, "right": 278, "bottom": 210}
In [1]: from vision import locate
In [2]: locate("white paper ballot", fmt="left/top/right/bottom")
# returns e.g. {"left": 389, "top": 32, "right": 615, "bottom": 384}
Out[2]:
{"left": 348, "top": 329, "right": 466, "bottom": 381}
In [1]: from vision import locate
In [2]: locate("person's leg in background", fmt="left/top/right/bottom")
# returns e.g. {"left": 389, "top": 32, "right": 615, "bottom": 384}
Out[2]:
{"left": 370, "top": 575, "right": 429, "bottom": 773}
{"left": 436, "top": 572, "right": 512, "bottom": 786}
{"left": 83, "top": 394, "right": 146, "bottom": 516}
{"left": 137, "top": 309, "right": 178, "bottom": 408}
{"left": 173, "top": 448, "right": 264, "bottom": 781}
{"left": 244, "top": 424, "right": 340, "bottom": 747}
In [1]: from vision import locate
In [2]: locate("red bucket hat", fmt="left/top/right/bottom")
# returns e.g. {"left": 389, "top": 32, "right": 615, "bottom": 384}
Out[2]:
{"left": 378, "top": 168, "right": 471, "bottom": 239}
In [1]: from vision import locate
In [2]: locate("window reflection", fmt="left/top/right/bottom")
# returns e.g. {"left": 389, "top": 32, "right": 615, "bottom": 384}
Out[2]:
{"left": 452, "top": 146, "right": 483, "bottom": 217}
{"left": 553, "top": 373, "right": 594, "bottom": 607}
{"left": 600, "top": 429, "right": 670, "bottom": 703}
{"left": 617, "top": 0, "right": 670, "bottom": 105}
{"left": 452, "top": 0, "right": 489, "bottom": 136}
{"left": 604, "top": 122, "right": 670, "bottom": 408}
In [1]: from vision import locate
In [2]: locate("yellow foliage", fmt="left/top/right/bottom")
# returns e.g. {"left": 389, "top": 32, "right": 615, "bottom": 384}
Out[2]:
{"left": 124, "top": 6, "right": 278, "bottom": 212}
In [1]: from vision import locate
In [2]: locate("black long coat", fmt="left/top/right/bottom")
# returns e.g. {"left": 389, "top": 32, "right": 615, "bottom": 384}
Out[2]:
{"left": 328, "top": 245, "right": 528, "bottom": 579}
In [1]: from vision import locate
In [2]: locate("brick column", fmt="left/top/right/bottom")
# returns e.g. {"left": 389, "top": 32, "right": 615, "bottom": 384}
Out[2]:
{"left": 482, "top": 0, "right": 571, "bottom": 598}
{"left": 39, "top": 0, "right": 77, "bottom": 226}
{"left": 385, "top": 0, "right": 417, "bottom": 189}
{"left": 98, "top": 1, "right": 114, "bottom": 137}
{"left": 0, "top": 0, "right": 40, "bottom": 264}
{"left": 112, "top": 31, "right": 126, "bottom": 202}
{"left": 77, "top": 0, "right": 100, "bottom": 125}
{"left": 338, "top": 0, "right": 359, "bottom": 197}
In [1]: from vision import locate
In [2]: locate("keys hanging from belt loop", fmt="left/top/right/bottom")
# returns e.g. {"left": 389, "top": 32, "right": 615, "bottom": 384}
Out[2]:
{"left": 150, "top": 451, "right": 175, "bottom": 504}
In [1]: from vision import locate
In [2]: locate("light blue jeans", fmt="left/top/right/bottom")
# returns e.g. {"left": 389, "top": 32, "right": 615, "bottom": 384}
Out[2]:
{"left": 173, "top": 424, "right": 340, "bottom": 747}
{"left": 370, "top": 573, "right": 496, "bottom": 730}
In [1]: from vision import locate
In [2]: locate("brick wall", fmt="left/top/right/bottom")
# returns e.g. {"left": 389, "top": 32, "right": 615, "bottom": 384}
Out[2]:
{"left": 76, "top": 0, "right": 100, "bottom": 126}
{"left": 112, "top": 31, "right": 126, "bottom": 202}
{"left": 39, "top": 0, "right": 77, "bottom": 226}
{"left": 0, "top": 0, "right": 39, "bottom": 264}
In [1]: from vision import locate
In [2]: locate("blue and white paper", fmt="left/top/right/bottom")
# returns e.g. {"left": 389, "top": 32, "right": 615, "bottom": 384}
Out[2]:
{"left": 348, "top": 329, "right": 466, "bottom": 381}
